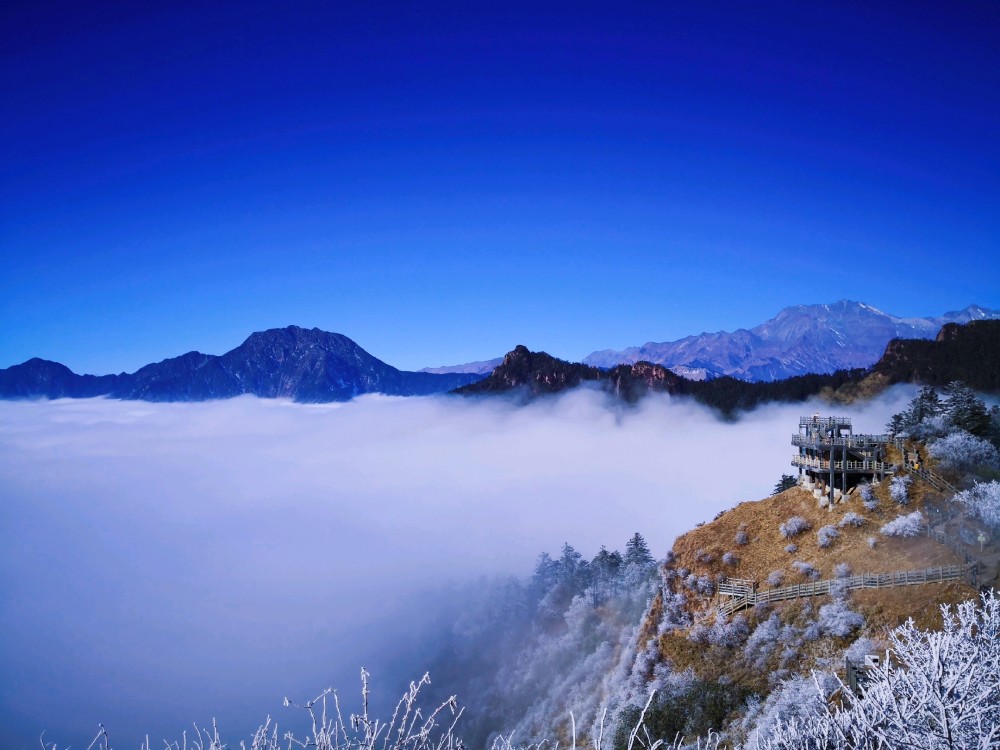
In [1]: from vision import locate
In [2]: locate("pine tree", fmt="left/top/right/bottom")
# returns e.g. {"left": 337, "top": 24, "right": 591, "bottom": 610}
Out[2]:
{"left": 909, "top": 386, "right": 943, "bottom": 425}
{"left": 943, "top": 380, "right": 991, "bottom": 437}
{"left": 624, "top": 532, "right": 653, "bottom": 569}
{"left": 772, "top": 474, "right": 797, "bottom": 495}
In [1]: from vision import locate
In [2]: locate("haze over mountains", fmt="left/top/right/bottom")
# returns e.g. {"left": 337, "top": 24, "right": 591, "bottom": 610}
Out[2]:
{"left": 583, "top": 301, "right": 999, "bottom": 381}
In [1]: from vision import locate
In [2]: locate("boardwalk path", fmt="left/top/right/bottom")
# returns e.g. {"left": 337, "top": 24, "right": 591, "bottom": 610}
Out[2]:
{"left": 719, "top": 563, "right": 977, "bottom": 616}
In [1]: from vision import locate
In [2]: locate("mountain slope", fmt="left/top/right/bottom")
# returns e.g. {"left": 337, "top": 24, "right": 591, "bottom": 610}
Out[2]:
{"left": 584, "top": 301, "right": 999, "bottom": 381}
{"left": 870, "top": 319, "right": 1000, "bottom": 392}
{"left": 419, "top": 357, "right": 503, "bottom": 375}
{"left": 0, "top": 326, "right": 484, "bottom": 402}
{"left": 455, "top": 320, "right": 1000, "bottom": 413}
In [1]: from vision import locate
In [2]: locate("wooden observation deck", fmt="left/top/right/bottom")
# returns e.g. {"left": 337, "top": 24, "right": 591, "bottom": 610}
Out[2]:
{"left": 792, "top": 415, "right": 901, "bottom": 504}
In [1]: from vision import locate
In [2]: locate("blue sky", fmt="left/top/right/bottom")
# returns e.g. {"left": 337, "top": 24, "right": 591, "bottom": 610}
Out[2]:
{"left": 2, "top": 0, "right": 998, "bottom": 374}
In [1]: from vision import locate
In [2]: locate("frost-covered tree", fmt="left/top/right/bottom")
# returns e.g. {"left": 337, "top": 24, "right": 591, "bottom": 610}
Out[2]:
{"left": 907, "top": 386, "right": 943, "bottom": 428}
{"left": 929, "top": 430, "right": 1000, "bottom": 475}
{"left": 591, "top": 546, "right": 624, "bottom": 605}
{"left": 953, "top": 481, "right": 1000, "bottom": 530}
{"left": 887, "top": 386, "right": 945, "bottom": 439}
{"left": 880, "top": 510, "right": 925, "bottom": 538}
{"left": 624, "top": 533, "right": 654, "bottom": 570}
{"left": 758, "top": 592, "right": 1000, "bottom": 750}
{"left": 817, "top": 598, "right": 864, "bottom": 637}
{"left": 943, "top": 381, "right": 992, "bottom": 437}
{"left": 745, "top": 612, "right": 783, "bottom": 669}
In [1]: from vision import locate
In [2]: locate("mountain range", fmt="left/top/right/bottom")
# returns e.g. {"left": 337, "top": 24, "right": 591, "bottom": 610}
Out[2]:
{"left": 3, "top": 301, "right": 999, "bottom": 404}
{"left": 457, "top": 320, "right": 1000, "bottom": 413}
{"left": 0, "top": 326, "right": 482, "bottom": 402}
{"left": 581, "top": 301, "right": 999, "bottom": 381}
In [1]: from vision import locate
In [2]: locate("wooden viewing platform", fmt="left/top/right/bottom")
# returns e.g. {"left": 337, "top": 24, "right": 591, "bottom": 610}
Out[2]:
{"left": 793, "top": 414, "right": 899, "bottom": 501}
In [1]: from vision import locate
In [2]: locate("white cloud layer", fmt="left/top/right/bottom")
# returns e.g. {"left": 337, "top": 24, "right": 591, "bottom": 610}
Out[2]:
{"left": 0, "top": 387, "right": 914, "bottom": 746}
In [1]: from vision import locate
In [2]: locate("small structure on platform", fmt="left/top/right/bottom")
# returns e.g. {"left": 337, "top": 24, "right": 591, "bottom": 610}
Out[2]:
{"left": 792, "top": 415, "right": 896, "bottom": 506}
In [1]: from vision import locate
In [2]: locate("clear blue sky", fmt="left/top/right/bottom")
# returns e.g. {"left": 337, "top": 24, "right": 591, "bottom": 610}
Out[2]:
{"left": 2, "top": 0, "right": 998, "bottom": 373}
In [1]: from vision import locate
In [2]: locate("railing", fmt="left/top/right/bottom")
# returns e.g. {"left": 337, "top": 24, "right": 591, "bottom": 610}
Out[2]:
{"left": 799, "top": 416, "right": 852, "bottom": 429}
{"left": 791, "top": 456, "right": 895, "bottom": 473}
{"left": 906, "top": 464, "right": 958, "bottom": 494}
{"left": 718, "top": 578, "right": 756, "bottom": 597}
{"left": 791, "top": 433, "right": 895, "bottom": 449}
{"left": 718, "top": 564, "right": 974, "bottom": 616}
{"left": 928, "top": 528, "right": 980, "bottom": 583}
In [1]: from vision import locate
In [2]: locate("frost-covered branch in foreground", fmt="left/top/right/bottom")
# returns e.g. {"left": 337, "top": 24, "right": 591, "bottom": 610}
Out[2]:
{"left": 47, "top": 592, "right": 1000, "bottom": 750}
{"left": 758, "top": 591, "right": 1000, "bottom": 750}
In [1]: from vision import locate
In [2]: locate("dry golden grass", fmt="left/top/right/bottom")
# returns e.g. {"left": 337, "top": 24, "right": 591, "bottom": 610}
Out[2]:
{"left": 652, "top": 477, "right": 979, "bottom": 690}
{"left": 672, "top": 482, "right": 969, "bottom": 588}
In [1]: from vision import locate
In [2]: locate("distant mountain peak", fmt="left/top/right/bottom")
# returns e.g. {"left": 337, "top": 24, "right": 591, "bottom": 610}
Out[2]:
{"left": 0, "top": 327, "right": 486, "bottom": 403}
{"left": 583, "top": 301, "right": 1000, "bottom": 381}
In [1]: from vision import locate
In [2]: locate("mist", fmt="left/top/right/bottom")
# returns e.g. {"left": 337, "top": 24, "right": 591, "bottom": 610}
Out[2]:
{"left": 0, "top": 387, "right": 914, "bottom": 747}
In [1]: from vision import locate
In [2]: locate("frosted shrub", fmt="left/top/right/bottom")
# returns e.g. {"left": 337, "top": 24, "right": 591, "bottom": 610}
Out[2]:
{"left": 929, "top": 430, "right": 1000, "bottom": 474}
{"left": 691, "top": 613, "right": 750, "bottom": 647}
{"left": 684, "top": 574, "right": 714, "bottom": 595}
{"left": 880, "top": 511, "right": 925, "bottom": 538}
{"left": 784, "top": 543, "right": 798, "bottom": 554}
{"left": 791, "top": 561, "right": 820, "bottom": 580}
{"left": 858, "top": 482, "right": 878, "bottom": 503}
{"left": 889, "top": 475, "right": 911, "bottom": 505}
{"left": 758, "top": 592, "right": 1000, "bottom": 750}
{"left": 112, "top": 670, "right": 466, "bottom": 750}
{"left": 816, "top": 525, "right": 840, "bottom": 549}
{"left": 867, "top": 536, "right": 877, "bottom": 549}
{"left": 722, "top": 551, "right": 738, "bottom": 566}
{"left": 746, "top": 672, "right": 837, "bottom": 746}
{"left": 745, "top": 612, "right": 783, "bottom": 667}
{"left": 858, "top": 483, "right": 877, "bottom": 510}
{"left": 694, "top": 548, "right": 714, "bottom": 564}
{"left": 818, "top": 599, "right": 864, "bottom": 637}
{"left": 953, "top": 480, "right": 1000, "bottom": 529}
{"left": 734, "top": 529, "right": 750, "bottom": 546}
{"left": 834, "top": 562, "right": 851, "bottom": 578}
{"left": 766, "top": 570, "right": 785, "bottom": 587}
{"left": 838, "top": 512, "right": 865, "bottom": 528}
{"left": 779, "top": 516, "right": 811, "bottom": 539}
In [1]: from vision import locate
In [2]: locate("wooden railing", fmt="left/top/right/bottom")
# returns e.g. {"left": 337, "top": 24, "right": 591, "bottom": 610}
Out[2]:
{"left": 718, "top": 564, "right": 975, "bottom": 616}
{"left": 907, "top": 464, "right": 958, "bottom": 494}
{"left": 791, "top": 434, "right": 898, "bottom": 449}
{"left": 928, "top": 527, "right": 980, "bottom": 578}
{"left": 791, "top": 456, "right": 895, "bottom": 473}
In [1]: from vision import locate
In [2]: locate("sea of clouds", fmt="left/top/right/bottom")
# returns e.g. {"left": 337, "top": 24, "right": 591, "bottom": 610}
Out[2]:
{"left": 0, "top": 386, "right": 914, "bottom": 747}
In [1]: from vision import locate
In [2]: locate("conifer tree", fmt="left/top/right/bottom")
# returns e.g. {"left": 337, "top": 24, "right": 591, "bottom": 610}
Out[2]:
{"left": 624, "top": 532, "right": 654, "bottom": 569}
{"left": 943, "top": 380, "right": 991, "bottom": 437}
